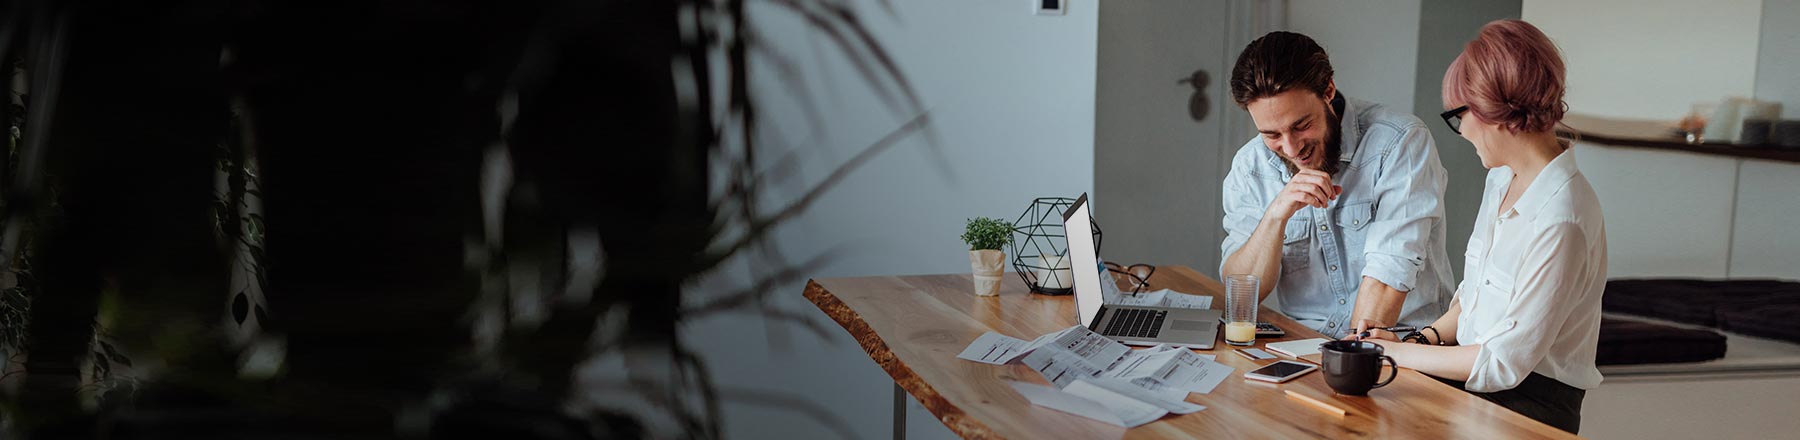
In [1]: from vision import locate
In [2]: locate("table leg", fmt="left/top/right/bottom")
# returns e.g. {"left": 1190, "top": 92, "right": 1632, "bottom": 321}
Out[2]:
{"left": 893, "top": 383, "right": 906, "bottom": 440}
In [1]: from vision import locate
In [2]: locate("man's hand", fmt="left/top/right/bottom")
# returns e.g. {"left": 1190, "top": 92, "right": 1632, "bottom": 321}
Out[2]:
{"left": 1265, "top": 169, "right": 1340, "bottom": 221}
{"left": 1349, "top": 277, "right": 1409, "bottom": 340}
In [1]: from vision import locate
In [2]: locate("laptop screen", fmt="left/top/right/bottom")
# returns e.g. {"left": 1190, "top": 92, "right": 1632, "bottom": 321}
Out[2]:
{"left": 1061, "top": 194, "right": 1104, "bottom": 328}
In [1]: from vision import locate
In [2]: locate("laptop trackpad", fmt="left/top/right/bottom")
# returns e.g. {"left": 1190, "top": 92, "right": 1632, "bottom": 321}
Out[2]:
{"left": 1170, "top": 319, "right": 1213, "bottom": 332}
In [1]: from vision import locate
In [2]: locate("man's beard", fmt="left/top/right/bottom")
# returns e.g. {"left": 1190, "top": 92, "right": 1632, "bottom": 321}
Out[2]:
{"left": 1281, "top": 103, "right": 1343, "bottom": 176}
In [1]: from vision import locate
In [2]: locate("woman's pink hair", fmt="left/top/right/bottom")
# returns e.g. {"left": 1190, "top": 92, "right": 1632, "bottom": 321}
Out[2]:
{"left": 1442, "top": 19, "right": 1567, "bottom": 134}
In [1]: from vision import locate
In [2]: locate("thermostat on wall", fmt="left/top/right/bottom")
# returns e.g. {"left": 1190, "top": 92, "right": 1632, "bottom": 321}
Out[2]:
{"left": 1036, "top": 0, "right": 1065, "bottom": 16}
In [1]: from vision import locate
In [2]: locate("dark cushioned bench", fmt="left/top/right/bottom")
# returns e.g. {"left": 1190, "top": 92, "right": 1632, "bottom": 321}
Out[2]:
{"left": 1716, "top": 303, "right": 1800, "bottom": 343}
{"left": 1602, "top": 279, "right": 1800, "bottom": 328}
{"left": 1602, "top": 278, "right": 1800, "bottom": 349}
{"left": 1597, "top": 317, "right": 1727, "bottom": 365}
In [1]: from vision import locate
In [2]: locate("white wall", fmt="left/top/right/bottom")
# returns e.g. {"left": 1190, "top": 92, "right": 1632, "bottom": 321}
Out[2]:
{"left": 1571, "top": 143, "right": 1741, "bottom": 278}
{"left": 1094, "top": 0, "right": 1244, "bottom": 280}
{"left": 1414, "top": 0, "right": 1523, "bottom": 280}
{"left": 1524, "top": 0, "right": 1764, "bottom": 119}
{"left": 1757, "top": 0, "right": 1800, "bottom": 112}
{"left": 1286, "top": 0, "right": 1422, "bottom": 114}
{"left": 1523, "top": 1, "right": 1800, "bottom": 281}
{"left": 1729, "top": 159, "right": 1800, "bottom": 279}
{"left": 683, "top": 1, "right": 1098, "bottom": 438}
{"left": 1565, "top": 141, "right": 1800, "bottom": 281}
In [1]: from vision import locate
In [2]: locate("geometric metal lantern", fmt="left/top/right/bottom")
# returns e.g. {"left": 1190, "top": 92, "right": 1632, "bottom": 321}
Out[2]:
{"left": 1009, "top": 196, "right": 1101, "bottom": 296}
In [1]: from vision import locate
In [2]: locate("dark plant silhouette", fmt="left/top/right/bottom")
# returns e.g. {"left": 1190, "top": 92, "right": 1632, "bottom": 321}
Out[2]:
{"left": 0, "top": 0, "right": 927, "bottom": 438}
{"left": 0, "top": 9, "right": 143, "bottom": 434}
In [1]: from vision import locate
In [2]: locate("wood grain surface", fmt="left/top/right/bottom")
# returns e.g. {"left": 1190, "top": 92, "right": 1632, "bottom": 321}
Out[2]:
{"left": 804, "top": 266, "right": 1579, "bottom": 439}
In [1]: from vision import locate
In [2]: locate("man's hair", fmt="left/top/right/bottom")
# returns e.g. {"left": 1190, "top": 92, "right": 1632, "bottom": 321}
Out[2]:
{"left": 1230, "top": 31, "right": 1334, "bottom": 108}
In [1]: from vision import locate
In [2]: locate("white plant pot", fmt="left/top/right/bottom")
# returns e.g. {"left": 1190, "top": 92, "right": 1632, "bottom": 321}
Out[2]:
{"left": 969, "top": 249, "right": 1006, "bottom": 297}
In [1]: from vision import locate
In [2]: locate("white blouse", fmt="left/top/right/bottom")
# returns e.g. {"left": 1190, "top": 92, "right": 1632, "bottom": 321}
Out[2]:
{"left": 1456, "top": 150, "right": 1607, "bottom": 393}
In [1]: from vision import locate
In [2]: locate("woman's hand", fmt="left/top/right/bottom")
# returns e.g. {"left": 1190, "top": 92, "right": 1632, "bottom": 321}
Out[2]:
{"left": 1346, "top": 320, "right": 1401, "bottom": 342}
{"left": 1344, "top": 329, "right": 1400, "bottom": 342}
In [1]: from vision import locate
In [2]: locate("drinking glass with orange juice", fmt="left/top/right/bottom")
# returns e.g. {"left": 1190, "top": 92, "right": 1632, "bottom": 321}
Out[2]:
{"left": 1224, "top": 274, "right": 1259, "bottom": 346}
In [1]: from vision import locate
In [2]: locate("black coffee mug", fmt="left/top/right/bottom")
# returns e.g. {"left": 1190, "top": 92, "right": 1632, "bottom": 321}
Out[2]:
{"left": 1320, "top": 340, "right": 1398, "bottom": 395}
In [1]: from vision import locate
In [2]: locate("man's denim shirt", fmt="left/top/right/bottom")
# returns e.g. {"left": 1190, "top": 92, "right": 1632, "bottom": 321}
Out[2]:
{"left": 1219, "top": 95, "right": 1454, "bottom": 337}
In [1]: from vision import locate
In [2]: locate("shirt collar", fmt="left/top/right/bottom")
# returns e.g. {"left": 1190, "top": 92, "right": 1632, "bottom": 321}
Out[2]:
{"left": 1333, "top": 93, "right": 1361, "bottom": 163}
{"left": 1507, "top": 145, "right": 1580, "bottom": 218}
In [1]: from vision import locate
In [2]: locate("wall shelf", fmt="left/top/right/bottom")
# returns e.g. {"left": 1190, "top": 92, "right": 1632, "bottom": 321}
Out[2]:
{"left": 1560, "top": 114, "right": 1800, "bottom": 164}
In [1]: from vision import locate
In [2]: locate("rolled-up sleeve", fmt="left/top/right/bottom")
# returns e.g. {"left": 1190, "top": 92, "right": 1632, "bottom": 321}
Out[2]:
{"left": 1219, "top": 148, "right": 1267, "bottom": 278}
{"left": 1359, "top": 125, "right": 1447, "bottom": 292}
{"left": 1465, "top": 222, "right": 1590, "bottom": 392}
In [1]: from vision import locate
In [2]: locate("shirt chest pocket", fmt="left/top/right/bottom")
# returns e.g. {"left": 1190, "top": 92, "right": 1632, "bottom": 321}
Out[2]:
{"left": 1469, "top": 259, "right": 1518, "bottom": 322}
{"left": 1334, "top": 201, "right": 1376, "bottom": 268}
{"left": 1281, "top": 217, "right": 1311, "bottom": 274}
{"left": 1463, "top": 237, "right": 1485, "bottom": 277}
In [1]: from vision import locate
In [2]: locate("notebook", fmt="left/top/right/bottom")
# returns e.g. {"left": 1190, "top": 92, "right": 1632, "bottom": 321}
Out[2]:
{"left": 1264, "top": 338, "right": 1330, "bottom": 363}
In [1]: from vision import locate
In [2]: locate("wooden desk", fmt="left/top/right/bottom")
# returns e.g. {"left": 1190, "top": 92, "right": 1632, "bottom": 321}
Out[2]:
{"left": 804, "top": 266, "right": 1578, "bottom": 439}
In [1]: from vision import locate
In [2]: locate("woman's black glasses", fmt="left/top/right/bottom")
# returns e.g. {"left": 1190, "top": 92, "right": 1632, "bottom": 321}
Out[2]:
{"left": 1441, "top": 105, "right": 1469, "bottom": 135}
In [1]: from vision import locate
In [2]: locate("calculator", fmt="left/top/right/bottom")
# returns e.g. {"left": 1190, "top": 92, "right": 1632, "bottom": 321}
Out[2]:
{"left": 1255, "top": 322, "right": 1285, "bottom": 336}
{"left": 1218, "top": 317, "right": 1286, "bottom": 336}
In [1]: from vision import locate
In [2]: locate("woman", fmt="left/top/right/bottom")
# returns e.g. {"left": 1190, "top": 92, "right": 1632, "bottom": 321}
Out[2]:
{"left": 1352, "top": 19, "right": 1605, "bottom": 434}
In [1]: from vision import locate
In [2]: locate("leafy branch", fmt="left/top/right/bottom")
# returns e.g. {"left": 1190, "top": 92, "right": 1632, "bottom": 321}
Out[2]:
{"left": 961, "top": 217, "right": 1013, "bottom": 251}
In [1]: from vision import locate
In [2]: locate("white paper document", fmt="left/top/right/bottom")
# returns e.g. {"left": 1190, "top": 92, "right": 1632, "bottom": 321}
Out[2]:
{"left": 1122, "top": 377, "right": 1191, "bottom": 403}
{"left": 956, "top": 332, "right": 1036, "bottom": 365}
{"left": 959, "top": 325, "right": 1237, "bottom": 428}
{"left": 1183, "top": 360, "right": 1236, "bottom": 394}
{"left": 1102, "top": 348, "right": 1200, "bottom": 384}
{"left": 1041, "top": 326, "right": 1133, "bottom": 369}
{"left": 1010, "top": 380, "right": 1172, "bottom": 428}
{"left": 1103, "top": 346, "right": 1233, "bottom": 394}
{"left": 1156, "top": 289, "right": 1215, "bottom": 309}
{"left": 1022, "top": 346, "right": 1107, "bottom": 388}
{"left": 1104, "top": 288, "right": 1214, "bottom": 310}
{"left": 1085, "top": 378, "right": 1207, "bottom": 414}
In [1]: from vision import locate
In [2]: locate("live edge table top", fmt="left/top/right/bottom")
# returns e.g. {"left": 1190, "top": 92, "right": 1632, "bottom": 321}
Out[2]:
{"left": 802, "top": 265, "right": 1577, "bottom": 439}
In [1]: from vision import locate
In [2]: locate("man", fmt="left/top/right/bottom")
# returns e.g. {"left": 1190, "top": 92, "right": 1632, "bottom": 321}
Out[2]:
{"left": 1218, "top": 31, "right": 1453, "bottom": 337}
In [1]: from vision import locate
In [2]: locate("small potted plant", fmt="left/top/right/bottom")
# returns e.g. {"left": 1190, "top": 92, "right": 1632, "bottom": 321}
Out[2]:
{"left": 961, "top": 217, "right": 1013, "bottom": 297}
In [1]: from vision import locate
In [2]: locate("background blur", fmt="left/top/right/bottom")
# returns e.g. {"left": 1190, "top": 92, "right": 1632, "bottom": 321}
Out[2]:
{"left": 0, "top": 0, "right": 1795, "bottom": 439}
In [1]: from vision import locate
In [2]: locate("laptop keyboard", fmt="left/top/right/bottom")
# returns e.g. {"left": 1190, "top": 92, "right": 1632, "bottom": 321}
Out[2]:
{"left": 1102, "top": 308, "right": 1165, "bottom": 338}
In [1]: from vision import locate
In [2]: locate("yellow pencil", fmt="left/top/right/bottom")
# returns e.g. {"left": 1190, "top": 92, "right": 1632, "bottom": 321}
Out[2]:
{"left": 1285, "top": 390, "right": 1347, "bottom": 417}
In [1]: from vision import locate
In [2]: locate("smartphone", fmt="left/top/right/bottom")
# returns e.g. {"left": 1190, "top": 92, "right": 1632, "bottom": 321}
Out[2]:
{"left": 1244, "top": 360, "right": 1318, "bottom": 383}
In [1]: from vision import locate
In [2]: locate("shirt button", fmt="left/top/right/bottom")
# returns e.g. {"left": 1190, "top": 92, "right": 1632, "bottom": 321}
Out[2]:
{"left": 1338, "top": 298, "right": 1347, "bottom": 305}
{"left": 1329, "top": 265, "right": 1339, "bottom": 271}
{"left": 1328, "top": 322, "right": 1337, "bottom": 328}
{"left": 1319, "top": 225, "right": 1328, "bottom": 231}
{"left": 1353, "top": 220, "right": 1360, "bottom": 226}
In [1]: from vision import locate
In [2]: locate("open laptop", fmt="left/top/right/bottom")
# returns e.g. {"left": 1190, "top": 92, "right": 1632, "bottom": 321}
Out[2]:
{"left": 1062, "top": 193, "right": 1222, "bottom": 349}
